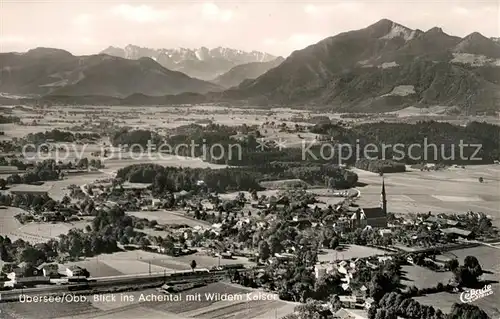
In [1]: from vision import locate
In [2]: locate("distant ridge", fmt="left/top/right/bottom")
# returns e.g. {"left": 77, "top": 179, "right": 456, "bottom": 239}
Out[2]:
{"left": 100, "top": 45, "right": 277, "bottom": 80}
{"left": 4, "top": 19, "right": 500, "bottom": 114}
{"left": 0, "top": 49, "right": 221, "bottom": 97}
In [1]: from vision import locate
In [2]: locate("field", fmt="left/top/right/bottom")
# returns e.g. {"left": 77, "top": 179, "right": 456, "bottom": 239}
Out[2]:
{"left": 0, "top": 206, "right": 90, "bottom": 243}
{"left": 2, "top": 283, "right": 296, "bottom": 319}
{"left": 66, "top": 249, "right": 256, "bottom": 278}
{"left": 46, "top": 172, "right": 109, "bottom": 200}
{"left": 127, "top": 210, "right": 210, "bottom": 228}
{"left": 318, "top": 245, "right": 387, "bottom": 262}
{"left": 353, "top": 165, "right": 500, "bottom": 226}
{"left": 412, "top": 246, "right": 500, "bottom": 318}
{"left": 401, "top": 265, "right": 453, "bottom": 289}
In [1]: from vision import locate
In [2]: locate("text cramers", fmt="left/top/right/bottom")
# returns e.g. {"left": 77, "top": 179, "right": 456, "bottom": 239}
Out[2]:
{"left": 18, "top": 294, "right": 87, "bottom": 303}
{"left": 460, "top": 285, "right": 494, "bottom": 303}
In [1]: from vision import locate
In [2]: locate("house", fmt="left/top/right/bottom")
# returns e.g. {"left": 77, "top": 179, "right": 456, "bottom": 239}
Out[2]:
{"left": 314, "top": 263, "right": 335, "bottom": 279}
{"left": 424, "top": 216, "right": 460, "bottom": 227}
{"left": 230, "top": 133, "right": 249, "bottom": 142}
{"left": 274, "top": 253, "right": 296, "bottom": 262}
{"left": 196, "top": 180, "right": 206, "bottom": 187}
{"left": 4, "top": 275, "right": 50, "bottom": 287}
{"left": 333, "top": 219, "right": 351, "bottom": 233}
{"left": 316, "top": 134, "right": 333, "bottom": 142}
{"left": 38, "top": 263, "right": 60, "bottom": 277}
{"left": 441, "top": 227, "right": 474, "bottom": 239}
{"left": 121, "top": 182, "right": 151, "bottom": 191}
{"left": 377, "top": 256, "right": 393, "bottom": 264}
{"left": 9, "top": 184, "right": 51, "bottom": 196}
{"left": 66, "top": 265, "right": 88, "bottom": 277}
{"left": 220, "top": 252, "right": 233, "bottom": 259}
{"left": 364, "top": 298, "right": 375, "bottom": 310}
{"left": 42, "top": 211, "right": 65, "bottom": 222}
{"left": 338, "top": 295, "right": 363, "bottom": 309}
{"left": 7, "top": 262, "right": 39, "bottom": 281}
{"left": 379, "top": 229, "right": 392, "bottom": 237}
{"left": 0, "top": 166, "right": 24, "bottom": 174}
{"left": 359, "top": 285, "right": 368, "bottom": 298}
{"left": 334, "top": 308, "right": 370, "bottom": 319}
{"left": 151, "top": 199, "right": 163, "bottom": 208}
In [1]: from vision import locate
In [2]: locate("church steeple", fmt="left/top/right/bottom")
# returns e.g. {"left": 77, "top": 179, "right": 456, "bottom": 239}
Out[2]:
{"left": 380, "top": 178, "right": 387, "bottom": 215}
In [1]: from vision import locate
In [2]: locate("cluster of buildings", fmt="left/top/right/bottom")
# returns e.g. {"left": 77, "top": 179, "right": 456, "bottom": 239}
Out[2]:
{"left": 2, "top": 262, "right": 89, "bottom": 288}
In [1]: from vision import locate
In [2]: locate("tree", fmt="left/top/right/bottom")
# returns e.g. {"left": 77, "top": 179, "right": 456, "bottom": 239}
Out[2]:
{"left": 449, "top": 303, "right": 489, "bottom": 319}
{"left": 0, "top": 178, "right": 6, "bottom": 190}
{"left": 61, "top": 195, "right": 71, "bottom": 205}
{"left": 119, "top": 235, "right": 129, "bottom": 245}
{"left": 268, "top": 235, "right": 282, "bottom": 255}
{"left": 190, "top": 259, "right": 197, "bottom": 272}
{"left": 453, "top": 257, "right": 483, "bottom": 288}
{"left": 464, "top": 255, "right": 483, "bottom": 277}
{"left": 445, "top": 258, "right": 459, "bottom": 271}
{"left": 329, "top": 237, "right": 339, "bottom": 249}
{"left": 258, "top": 240, "right": 271, "bottom": 261}
{"left": 478, "top": 177, "right": 484, "bottom": 183}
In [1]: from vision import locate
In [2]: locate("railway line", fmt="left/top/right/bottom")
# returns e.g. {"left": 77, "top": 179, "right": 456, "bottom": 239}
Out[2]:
{"left": 0, "top": 267, "right": 244, "bottom": 303}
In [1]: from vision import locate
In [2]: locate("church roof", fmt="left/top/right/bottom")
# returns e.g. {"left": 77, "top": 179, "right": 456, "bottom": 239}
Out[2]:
{"left": 361, "top": 207, "right": 386, "bottom": 219}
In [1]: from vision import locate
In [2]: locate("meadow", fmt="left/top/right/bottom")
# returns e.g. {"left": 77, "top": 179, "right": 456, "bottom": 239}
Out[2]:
{"left": 354, "top": 165, "right": 500, "bottom": 226}
{"left": 413, "top": 246, "right": 500, "bottom": 318}
{"left": 0, "top": 207, "right": 90, "bottom": 244}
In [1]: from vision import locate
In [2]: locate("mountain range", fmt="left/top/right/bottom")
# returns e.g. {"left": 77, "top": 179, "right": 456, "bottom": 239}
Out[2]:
{"left": 1, "top": 19, "right": 499, "bottom": 113}
{"left": 220, "top": 19, "right": 500, "bottom": 112}
{"left": 0, "top": 48, "right": 221, "bottom": 97}
{"left": 100, "top": 45, "right": 277, "bottom": 80}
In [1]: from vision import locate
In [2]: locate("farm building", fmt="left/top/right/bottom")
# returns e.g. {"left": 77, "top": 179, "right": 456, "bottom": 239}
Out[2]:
{"left": 66, "top": 265, "right": 89, "bottom": 277}
{"left": 379, "top": 229, "right": 392, "bottom": 237}
{"left": 441, "top": 227, "right": 474, "bottom": 239}
{"left": 220, "top": 252, "right": 233, "bottom": 259}
{"left": 314, "top": 263, "right": 335, "bottom": 279}
{"left": 5, "top": 262, "right": 50, "bottom": 287}
{"left": 121, "top": 182, "right": 151, "bottom": 190}
{"left": 38, "top": 263, "right": 60, "bottom": 277}
{"left": 0, "top": 166, "right": 24, "bottom": 174}
{"left": 41, "top": 211, "right": 65, "bottom": 222}
{"left": 4, "top": 275, "right": 50, "bottom": 287}
{"left": 8, "top": 184, "right": 51, "bottom": 196}
{"left": 334, "top": 308, "right": 369, "bottom": 319}
{"left": 338, "top": 295, "right": 364, "bottom": 309}
{"left": 7, "top": 262, "right": 39, "bottom": 280}
{"left": 424, "top": 216, "right": 461, "bottom": 227}
{"left": 274, "top": 252, "right": 296, "bottom": 261}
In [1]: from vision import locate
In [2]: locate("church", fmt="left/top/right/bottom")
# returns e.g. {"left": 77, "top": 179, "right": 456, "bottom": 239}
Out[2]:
{"left": 350, "top": 179, "right": 388, "bottom": 228}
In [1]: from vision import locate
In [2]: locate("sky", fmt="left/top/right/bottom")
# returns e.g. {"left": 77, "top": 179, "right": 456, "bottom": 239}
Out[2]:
{"left": 0, "top": 0, "right": 499, "bottom": 57}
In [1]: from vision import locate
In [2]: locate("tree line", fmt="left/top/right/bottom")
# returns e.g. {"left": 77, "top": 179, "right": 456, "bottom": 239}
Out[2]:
{"left": 23, "top": 129, "right": 100, "bottom": 144}
{"left": 116, "top": 163, "right": 358, "bottom": 193}
{"left": 310, "top": 121, "right": 500, "bottom": 164}
{"left": 0, "top": 114, "right": 21, "bottom": 124}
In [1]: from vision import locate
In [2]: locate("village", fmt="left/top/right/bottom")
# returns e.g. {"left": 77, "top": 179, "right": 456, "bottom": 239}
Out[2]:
{"left": 1, "top": 104, "right": 499, "bottom": 319}
{"left": 1, "top": 154, "right": 498, "bottom": 319}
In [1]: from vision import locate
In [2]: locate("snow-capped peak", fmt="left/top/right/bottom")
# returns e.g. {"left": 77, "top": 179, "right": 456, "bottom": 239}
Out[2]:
{"left": 380, "top": 22, "right": 419, "bottom": 41}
